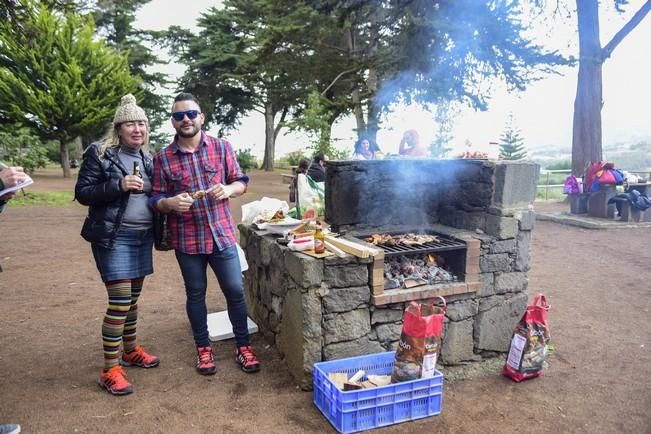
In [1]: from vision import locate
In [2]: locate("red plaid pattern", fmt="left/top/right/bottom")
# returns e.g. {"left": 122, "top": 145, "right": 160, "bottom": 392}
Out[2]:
{"left": 150, "top": 132, "right": 249, "bottom": 254}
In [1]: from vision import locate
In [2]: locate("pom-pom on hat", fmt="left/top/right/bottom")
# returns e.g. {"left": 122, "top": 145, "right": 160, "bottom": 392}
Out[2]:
{"left": 113, "top": 93, "right": 148, "bottom": 125}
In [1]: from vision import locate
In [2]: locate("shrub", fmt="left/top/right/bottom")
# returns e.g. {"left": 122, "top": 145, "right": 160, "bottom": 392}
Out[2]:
{"left": 236, "top": 148, "right": 257, "bottom": 173}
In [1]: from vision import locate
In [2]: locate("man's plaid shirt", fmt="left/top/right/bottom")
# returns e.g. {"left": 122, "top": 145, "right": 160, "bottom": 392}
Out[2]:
{"left": 150, "top": 132, "right": 249, "bottom": 254}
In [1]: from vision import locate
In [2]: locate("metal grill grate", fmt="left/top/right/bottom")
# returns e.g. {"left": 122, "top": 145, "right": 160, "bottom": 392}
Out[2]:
{"left": 355, "top": 232, "right": 466, "bottom": 257}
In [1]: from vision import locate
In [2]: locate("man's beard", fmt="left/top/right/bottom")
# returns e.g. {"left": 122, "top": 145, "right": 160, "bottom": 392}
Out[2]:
{"left": 176, "top": 124, "right": 201, "bottom": 138}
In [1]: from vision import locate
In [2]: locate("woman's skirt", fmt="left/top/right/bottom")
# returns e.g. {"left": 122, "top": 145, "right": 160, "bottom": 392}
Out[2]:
{"left": 92, "top": 228, "right": 154, "bottom": 282}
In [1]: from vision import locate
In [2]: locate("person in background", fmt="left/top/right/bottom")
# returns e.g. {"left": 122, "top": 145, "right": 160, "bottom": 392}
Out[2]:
{"left": 150, "top": 92, "right": 260, "bottom": 376}
{"left": 0, "top": 164, "right": 27, "bottom": 432}
{"left": 307, "top": 152, "right": 328, "bottom": 182}
{"left": 289, "top": 158, "right": 310, "bottom": 203}
{"left": 352, "top": 137, "right": 381, "bottom": 160}
{"left": 0, "top": 164, "right": 27, "bottom": 214}
{"left": 74, "top": 94, "right": 159, "bottom": 396}
{"left": 398, "top": 129, "right": 428, "bottom": 157}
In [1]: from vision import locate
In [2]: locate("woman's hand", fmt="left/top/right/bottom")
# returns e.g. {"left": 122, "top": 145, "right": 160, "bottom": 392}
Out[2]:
{"left": 121, "top": 175, "right": 144, "bottom": 192}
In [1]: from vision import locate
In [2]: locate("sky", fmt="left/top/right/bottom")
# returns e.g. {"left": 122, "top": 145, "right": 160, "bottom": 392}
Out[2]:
{"left": 136, "top": 1, "right": 651, "bottom": 159}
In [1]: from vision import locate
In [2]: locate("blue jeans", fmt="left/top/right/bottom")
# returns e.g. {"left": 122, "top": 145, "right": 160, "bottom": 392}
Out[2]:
{"left": 175, "top": 245, "right": 250, "bottom": 348}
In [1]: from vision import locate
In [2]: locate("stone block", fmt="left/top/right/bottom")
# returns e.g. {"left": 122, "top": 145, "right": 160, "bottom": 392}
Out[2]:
{"left": 441, "top": 319, "right": 478, "bottom": 364}
{"left": 323, "top": 286, "right": 370, "bottom": 313}
{"left": 516, "top": 209, "right": 536, "bottom": 231}
{"left": 375, "top": 323, "right": 402, "bottom": 344}
{"left": 445, "top": 299, "right": 479, "bottom": 321}
{"left": 492, "top": 161, "right": 540, "bottom": 209}
{"left": 277, "top": 288, "right": 323, "bottom": 388}
{"left": 480, "top": 253, "right": 512, "bottom": 273}
{"left": 494, "top": 272, "right": 528, "bottom": 294}
{"left": 474, "top": 293, "right": 528, "bottom": 352}
{"left": 485, "top": 214, "right": 519, "bottom": 240}
{"left": 458, "top": 181, "right": 493, "bottom": 209}
{"left": 371, "top": 307, "right": 404, "bottom": 324}
{"left": 489, "top": 239, "right": 517, "bottom": 254}
{"left": 324, "top": 264, "right": 369, "bottom": 288}
{"left": 269, "top": 241, "right": 286, "bottom": 269}
{"left": 323, "top": 309, "right": 371, "bottom": 344}
{"left": 478, "top": 273, "right": 495, "bottom": 297}
{"left": 323, "top": 337, "right": 385, "bottom": 361}
{"left": 285, "top": 252, "right": 323, "bottom": 289}
{"left": 515, "top": 230, "right": 532, "bottom": 272}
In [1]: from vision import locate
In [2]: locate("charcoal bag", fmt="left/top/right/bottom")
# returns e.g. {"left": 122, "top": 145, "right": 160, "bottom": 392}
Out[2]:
{"left": 503, "top": 293, "right": 551, "bottom": 382}
{"left": 391, "top": 297, "right": 446, "bottom": 383}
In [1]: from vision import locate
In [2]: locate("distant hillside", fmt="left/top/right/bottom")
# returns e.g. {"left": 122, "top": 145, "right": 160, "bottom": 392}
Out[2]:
{"left": 529, "top": 137, "right": 651, "bottom": 171}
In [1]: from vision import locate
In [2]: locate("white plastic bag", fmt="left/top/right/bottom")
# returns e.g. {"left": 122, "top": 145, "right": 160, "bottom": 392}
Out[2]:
{"left": 236, "top": 243, "right": 248, "bottom": 272}
{"left": 241, "top": 197, "right": 289, "bottom": 224}
{"left": 296, "top": 174, "right": 325, "bottom": 218}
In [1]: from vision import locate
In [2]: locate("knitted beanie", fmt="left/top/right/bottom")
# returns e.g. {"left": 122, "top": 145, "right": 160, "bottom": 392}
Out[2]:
{"left": 113, "top": 93, "right": 148, "bottom": 125}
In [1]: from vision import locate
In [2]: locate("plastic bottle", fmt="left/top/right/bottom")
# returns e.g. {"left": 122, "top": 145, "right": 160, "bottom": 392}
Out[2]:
{"left": 314, "top": 223, "right": 325, "bottom": 254}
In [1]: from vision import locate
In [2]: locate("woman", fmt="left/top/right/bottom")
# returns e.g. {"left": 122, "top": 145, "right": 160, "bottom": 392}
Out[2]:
{"left": 75, "top": 94, "right": 159, "bottom": 396}
{"left": 398, "top": 129, "right": 428, "bottom": 157}
{"left": 352, "top": 137, "right": 381, "bottom": 160}
{"left": 289, "top": 158, "right": 310, "bottom": 203}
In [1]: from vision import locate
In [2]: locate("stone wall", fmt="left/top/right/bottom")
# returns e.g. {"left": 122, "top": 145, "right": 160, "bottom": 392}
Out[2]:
{"left": 239, "top": 160, "right": 540, "bottom": 388}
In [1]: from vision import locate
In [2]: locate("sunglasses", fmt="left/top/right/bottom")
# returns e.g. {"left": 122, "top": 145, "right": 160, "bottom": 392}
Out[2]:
{"left": 171, "top": 110, "right": 200, "bottom": 121}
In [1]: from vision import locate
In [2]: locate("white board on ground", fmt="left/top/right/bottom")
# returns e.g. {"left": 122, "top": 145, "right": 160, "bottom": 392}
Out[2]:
{"left": 207, "top": 311, "right": 258, "bottom": 342}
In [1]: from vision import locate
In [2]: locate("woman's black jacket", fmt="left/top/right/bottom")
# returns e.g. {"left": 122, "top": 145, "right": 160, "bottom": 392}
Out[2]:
{"left": 74, "top": 144, "right": 153, "bottom": 248}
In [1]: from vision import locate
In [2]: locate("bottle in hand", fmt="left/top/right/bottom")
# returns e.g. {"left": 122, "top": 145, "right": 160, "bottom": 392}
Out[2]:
{"left": 132, "top": 161, "right": 143, "bottom": 193}
{"left": 314, "top": 224, "right": 325, "bottom": 254}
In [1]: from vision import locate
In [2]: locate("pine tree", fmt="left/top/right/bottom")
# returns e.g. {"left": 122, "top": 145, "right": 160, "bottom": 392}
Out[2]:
{"left": 0, "top": 4, "right": 140, "bottom": 177}
{"left": 499, "top": 114, "right": 527, "bottom": 160}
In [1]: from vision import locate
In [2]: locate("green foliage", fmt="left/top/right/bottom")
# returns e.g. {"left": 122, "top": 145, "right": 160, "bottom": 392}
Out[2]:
{"left": 6, "top": 191, "right": 75, "bottom": 207}
{"left": 235, "top": 148, "right": 258, "bottom": 173}
{"left": 0, "top": 3, "right": 140, "bottom": 173}
{"left": 499, "top": 114, "right": 527, "bottom": 160}
{"left": 329, "top": 148, "right": 351, "bottom": 161}
{"left": 90, "top": 0, "right": 169, "bottom": 136}
{"left": 284, "top": 150, "right": 307, "bottom": 166}
{"left": 546, "top": 160, "right": 572, "bottom": 170}
{"left": 0, "top": 129, "right": 52, "bottom": 173}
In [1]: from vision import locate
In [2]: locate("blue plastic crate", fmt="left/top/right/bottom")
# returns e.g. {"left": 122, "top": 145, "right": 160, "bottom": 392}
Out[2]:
{"left": 313, "top": 351, "right": 443, "bottom": 433}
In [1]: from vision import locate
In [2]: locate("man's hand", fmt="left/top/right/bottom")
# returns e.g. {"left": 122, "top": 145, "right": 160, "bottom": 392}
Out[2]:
{"left": 121, "top": 175, "right": 144, "bottom": 192}
{"left": 158, "top": 193, "right": 194, "bottom": 213}
{"left": 0, "top": 166, "right": 27, "bottom": 188}
{"left": 207, "top": 183, "right": 234, "bottom": 200}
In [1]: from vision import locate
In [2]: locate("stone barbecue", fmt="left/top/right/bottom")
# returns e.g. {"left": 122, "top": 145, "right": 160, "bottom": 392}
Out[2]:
{"left": 239, "top": 159, "right": 539, "bottom": 388}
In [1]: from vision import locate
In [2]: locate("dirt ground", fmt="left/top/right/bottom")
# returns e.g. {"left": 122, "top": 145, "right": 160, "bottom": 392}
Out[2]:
{"left": 1, "top": 168, "right": 649, "bottom": 434}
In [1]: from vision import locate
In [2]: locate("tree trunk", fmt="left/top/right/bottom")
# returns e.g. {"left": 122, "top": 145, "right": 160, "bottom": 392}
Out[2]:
{"left": 352, "top": 87, "right": 366, "bottom": 137}
{"left": 261, "top": 101, "right": 275, "bottom": 171}
{"left": 572, "top": 0, "right": 651, "bottom": 176}
{"left": 572, "top": 0, "right": 603, "bottom": 177}
{"left": 60, "top": 140, "right": 71, "bottom": 178}
{"left": 73, "top": 136, "right": 83, "bottom": 160}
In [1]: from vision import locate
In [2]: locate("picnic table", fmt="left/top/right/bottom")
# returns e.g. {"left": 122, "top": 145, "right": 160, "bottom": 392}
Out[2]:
{"left": 585, "top": 183, "right": 651, "bottom": 222}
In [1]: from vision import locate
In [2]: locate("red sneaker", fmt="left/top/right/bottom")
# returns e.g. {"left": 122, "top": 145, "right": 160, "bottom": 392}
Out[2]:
{"left": 196, "top": 346, "right": 217, "bottom": 375}
{"left": 236, "top": 346, "right": 260, "bottom": 373}
{"left": 120, "top": 345, "right": 160, "bottom": 368}
{"left": 98, "top": 365, "right": 133, "bottom": 396}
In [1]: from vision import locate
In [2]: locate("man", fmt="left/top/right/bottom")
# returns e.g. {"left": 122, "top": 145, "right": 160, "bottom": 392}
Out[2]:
{"left": 307, "top": 152, "right": 328, "bottom": 182}
{"left": 150, "top": 92, "right": 260, "bottom": 375}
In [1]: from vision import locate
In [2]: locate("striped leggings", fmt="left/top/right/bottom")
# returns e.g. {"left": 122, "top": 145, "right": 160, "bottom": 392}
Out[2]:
{"left": 102, "top": 278, "right": 144, "bottom": 369}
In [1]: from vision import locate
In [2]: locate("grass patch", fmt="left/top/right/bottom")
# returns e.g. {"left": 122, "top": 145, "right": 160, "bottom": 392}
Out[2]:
{"left": 7, "top": 191, "right": 76, "bottom": 207}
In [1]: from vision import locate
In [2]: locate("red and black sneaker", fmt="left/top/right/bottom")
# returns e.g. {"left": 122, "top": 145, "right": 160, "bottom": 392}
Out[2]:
{"left": 120, "top": 345, "right": 160, "bottom": 368}
{"left": 235, "top": 346, "right": 260, "bottom": 373}
{"left": 98, "top": 365, "right": 133, "bottom": 396}
{"left": 196, "top": 346, "right": 217, "bottom": 375}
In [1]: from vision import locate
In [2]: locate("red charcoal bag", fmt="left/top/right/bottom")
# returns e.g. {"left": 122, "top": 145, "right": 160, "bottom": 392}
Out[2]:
{"left": 391, "top": 296, "right": 446, "bottom": 383}
{"left": 503, "top": 293, "right": 551, "bottom": 382}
